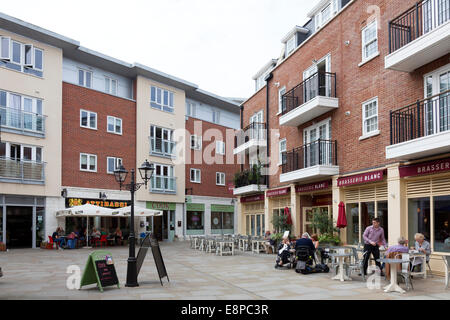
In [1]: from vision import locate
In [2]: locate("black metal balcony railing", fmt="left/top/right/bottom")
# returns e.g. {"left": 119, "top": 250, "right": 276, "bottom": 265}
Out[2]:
{"left": 389, "top": 0, "right": 450, "bottom": 53}
{"left": 281, "top": 72, "right": 337, "bottom": 115}
{"left": 281, "top": 140, "right": 338, "bottom": 174}
{"left": 0, "top": 107, "right": 45, "bottom": 134}
{"left": 235, "top": 122, "right": 266, "bottom": 148}
{"left": 0, "top": 157, "right": 45, "bottom": 182}
{"left": 234, "top": 167, "right": 267, "bottom": 189}
{"left": 390, "top": 90, "right": 450, "bottom": 145}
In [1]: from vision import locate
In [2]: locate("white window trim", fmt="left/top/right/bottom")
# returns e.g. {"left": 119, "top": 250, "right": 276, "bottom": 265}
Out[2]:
{"left": 216, "top": 141, "right": 225, "bottom": 155}
{"left": 212, "top": 109, "right": 220, "bottom": 124}
{"left": 186, "top": 101, "right": 196, "bottom": 117}
{"left": 190, "top": 135, "right": 202, "bottom": 150}
{"left": 33, "top": 48, "right": 44, "bottom": 72}
{"left": 80, "top": 109, "right": 97, "bottom": 130}
{"left": 190, "top": 168, "right": 201, "bottom": 183}
{"left": 0, "top": 36, "right": 11, "bottom": 60}
{"left": 216, "top": 172, "right": 225, "bottom": 186}
{"left": 361, "top": 97, "right": 379, "bottom": 138}
{"left": 106, "top": 157, "right": 122, "bottom": 174}
{"left": 278, "top": 86, "right": 286, "bottom": 114}
{"left": 107, "top": 116, "right": 122, "bottom": 135}
{"left": 80, "top": 153, "right": 97, "bottom": 172}
{"left": 361, "top": 20, "right": 379, "bottom": 63}
{"left": 150, "top": 85, "right": 174, "bottom": 113}
{"left": 78, "top": 69, "right": 93, "bottom": 88}
{"left": 105, "top": 76, "right": 118, "bottom": 95}
{"left": 286, "top": 36, "right": 296, "bottom": 55}
{"left": 278, "top": 138, "right": 286, "bottom": 166}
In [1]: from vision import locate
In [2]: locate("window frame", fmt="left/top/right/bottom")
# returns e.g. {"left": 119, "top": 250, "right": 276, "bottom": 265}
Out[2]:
{"left": 80, "top": 153, "right": 97, "bottom": 172}
{"left": 78, "top": 68, "right": 93, "bottom": 88}
{"left": 107, "top": 115, "right": 122, "bottom": 135}
{"left": 361, "top": 20, "right": 378, "bottom": 62}
{"left": 106, "top": 156, "right": 123, "bottom": 174}
{"left": 80, "top": 109, "right": 97, "bottom": 130}
{"left": 216, "top": 172, "right": 226, "bottom": 186}
{"left": 104, "top": 76, "right": 118, "bottom": 95}
{"left": 278, "top": 86, "right": 286, "bottom": 113}
{"left": 286, "top": 36, "right": 296, "bottom": 55}
{"left": 0, "top": 36, "right": 11, "bottom": 60}
{"left": 279, "top": 138, "right": 287, "bottom": 166}
{"left": 190, "top": 168, "right": 201, "bottom": 183}
{"left": 186, "top": 101, "right": 196, "bottom": 117}
{"left": 212, "top": 109, "right": 220, "bottom": 124}
{"left": 362, "top": 97, "right": 379, "bottom": 136}
{"left": 190, "top": 135, "right": 202, "bottom": 150}
{"left": 216, "top": 140, "right": 225, "bottom": 155}
{"left": 150, "top": 85, "right": 174, "bottom": 113}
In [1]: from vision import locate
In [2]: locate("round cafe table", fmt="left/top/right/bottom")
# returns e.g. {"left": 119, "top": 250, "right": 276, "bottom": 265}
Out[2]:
{"left": 377, "top": 258, "right": 405, "bottom": 293}
{"left": 329, "top": 252, "right": 353, "bottom": 282}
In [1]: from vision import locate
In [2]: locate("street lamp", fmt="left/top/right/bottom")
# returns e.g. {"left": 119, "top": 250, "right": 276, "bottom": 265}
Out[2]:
{"left": 114, "top": 159, "right": 154, "bottom": 287}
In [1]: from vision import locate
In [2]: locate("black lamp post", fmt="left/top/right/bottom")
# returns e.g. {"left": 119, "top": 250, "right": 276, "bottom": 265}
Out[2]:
{"left": 114, "top": 159, "right": 154, "bottom": 287}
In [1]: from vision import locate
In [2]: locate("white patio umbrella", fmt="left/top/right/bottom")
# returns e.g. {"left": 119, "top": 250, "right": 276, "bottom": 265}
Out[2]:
{"left": 113, "top": 206, "right": 163, "bottom": 217}
{"left": 56, "top": 204, "right": 116, "bottom": 248}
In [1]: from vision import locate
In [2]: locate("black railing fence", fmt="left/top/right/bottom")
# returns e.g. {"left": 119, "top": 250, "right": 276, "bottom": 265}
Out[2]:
{"left": 389, "top": 0, "right": 450, "bottom": 53}
{"left": 390, "top": 90, "right": 450, "bottom": 145}
{"left": 281, "top": 72, "right": 336, "bottom": 115}
{"left": 234, "top": 167, "right": 267, "bottom": 188}
{"left": 281, "top": 140, "right": 338, "bottom": 174}
{"left": 235, "top": 122, "right": 266, "bottom": 147}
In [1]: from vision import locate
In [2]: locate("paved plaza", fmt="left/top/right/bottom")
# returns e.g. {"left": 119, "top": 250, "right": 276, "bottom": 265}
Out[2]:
{"left": 0, "top": 242, "right": 449, "bottom": 300}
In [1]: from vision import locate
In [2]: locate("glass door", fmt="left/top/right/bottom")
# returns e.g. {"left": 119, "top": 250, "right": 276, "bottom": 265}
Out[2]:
{"left": 303, "top": 207, "right": 315, "bottom": 236}
{"left": 424, "top": 68, "right": 450, "bottom": 135}
{"left": 304, "top": 120, "right": 331, "bottom": 167}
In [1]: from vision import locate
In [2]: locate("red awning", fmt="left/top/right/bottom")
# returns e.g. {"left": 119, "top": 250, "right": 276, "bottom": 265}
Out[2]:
{"left": 337, "top": 201, "right": 347, "bottom": 229}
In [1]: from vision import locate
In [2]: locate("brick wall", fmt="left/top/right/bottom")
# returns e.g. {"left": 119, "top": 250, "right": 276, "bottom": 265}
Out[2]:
{"left": 62, "top": 82, "right": 136, "bottom": 190}
{"left": 241, "top": 0, "right": 450, "bottom": 189}
{"left": 185, "top": 117, "right": 239, "bottom": 198}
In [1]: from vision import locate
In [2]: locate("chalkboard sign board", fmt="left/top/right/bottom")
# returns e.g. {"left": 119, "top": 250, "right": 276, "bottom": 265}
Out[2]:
{"left": 80, "top": 250, "right": 120, "bottom": 292}
{"left": 136, "top": 233, "right": 169, "bottom": 286}
{"left": 136, "top": 235, "right": 151, "bottom": 275}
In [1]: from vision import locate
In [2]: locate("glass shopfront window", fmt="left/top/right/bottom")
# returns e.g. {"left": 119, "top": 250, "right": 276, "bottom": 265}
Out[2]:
{"left": 346, "top": 203, "right": 359, "bottom": 245}
{"left": 36, "top": 207, "right": 44, "bottom": 247}
{"left": 377, "top": 201, "right": 388, "bottom": 242}
{"left": 434, "top": 195, "right": 450, "bottom": 253}
{"left": 408, "top": 198, "right": 431, "bottom": 245}
{"left": 211, "top": 211, "right": 234, "bottom": 233}
{"left": 347, "top": 201, "right": 388, "bottom": 245}
{"left": 187, "top": 211, "right": 204, "bottom": 230}
{"left": 245, "top": 213, "right": 265, "bottom": 237}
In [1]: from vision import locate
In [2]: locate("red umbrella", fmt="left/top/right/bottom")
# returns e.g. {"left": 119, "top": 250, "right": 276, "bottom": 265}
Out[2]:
{"left": 284, "top": 207, "right": 292, "bottom": 225}
{"left": 337, "top": 201, "right": 347, "bottom": 228}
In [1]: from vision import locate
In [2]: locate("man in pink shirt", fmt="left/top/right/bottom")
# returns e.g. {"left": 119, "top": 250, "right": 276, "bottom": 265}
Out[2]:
{"left": 362, "top": 217, "right": 386, "bottom": 276}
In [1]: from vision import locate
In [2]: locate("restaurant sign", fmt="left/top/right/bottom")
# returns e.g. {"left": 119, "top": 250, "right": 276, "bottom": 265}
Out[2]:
{"left": 240, "top": 194, "right": 265, "bottom": 203}
{"left": 186, "top": 203, "right": 205, "bottom": 212}
{"left": 211, "top": 204, "right": 235, "bottom": 213}
{"left": 66, "top": 198, "right": 131, "bottom": 208}
{"left": 400, "top": 157, "right": 450, "bottom": 178}
{"left": 295, "top": 180, "right": 331, "bottom": 193}
{"left": 266, "top": 187, "right": 290, "bottom": 198}
{"left": 337, "top": 170, "right": 385, "bottom": 187}
{"left": 147, "top": 201, "right": 176, "bottom": 211}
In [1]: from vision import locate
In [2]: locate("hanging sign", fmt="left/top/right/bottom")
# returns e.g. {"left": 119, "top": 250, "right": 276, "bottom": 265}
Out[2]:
{"left": 80, "top": 250, "right": 119, "bottom": 292}
{"left": 337, "top": 170, "right": 385, "bottom": 187}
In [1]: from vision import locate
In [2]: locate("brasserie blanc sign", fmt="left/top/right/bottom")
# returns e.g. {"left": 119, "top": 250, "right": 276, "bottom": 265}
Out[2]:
{"left": 337, "top": 170, "right": 384, "bottom": 187}
{"left": 399, "top": 157, "right": 450, "bottom": 177}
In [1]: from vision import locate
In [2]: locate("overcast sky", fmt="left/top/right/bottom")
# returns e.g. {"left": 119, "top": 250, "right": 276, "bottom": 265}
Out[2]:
{"left": 2, "top": 0, "right": 319, "bottom": 99}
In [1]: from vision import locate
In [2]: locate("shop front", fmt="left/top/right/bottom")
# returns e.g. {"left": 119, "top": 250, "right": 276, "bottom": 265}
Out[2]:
{"left": 0, "top": 194, "right": 45, "bottom": 249}
{"left": 239, "top": 194, "right": 265, "bottom": 237}
{"left": 147, "top": 201, "right": 176, "bottom": 241}
{"left": 186, "top": 203, "right": 205, "bottom": 236}
{"left": 267, "top": 187, "right": 291, "bottom": 234}
{"left": 336, "top": 169, "right": 388, "bottom": 246}
{"left": 210, "top": 204, "right": 234, "bottom": 235}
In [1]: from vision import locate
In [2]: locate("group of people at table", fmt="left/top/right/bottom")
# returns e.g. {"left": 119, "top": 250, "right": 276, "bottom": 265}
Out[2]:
{"left": 51, "top": 226, "right": 123, "bottom": 249}
{"left": 267, "top": 217, "right": 430, "bottom": 280}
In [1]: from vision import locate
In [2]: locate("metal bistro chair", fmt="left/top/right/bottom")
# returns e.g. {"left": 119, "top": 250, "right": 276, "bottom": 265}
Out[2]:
{"left": 346, "top": 247, "right": 367, "bottom": 282}
{"left": 444, "top": 255, "right": 450, "bottom": 289}
{"left": 397, "top": 253, "right": 414, "bottom": 291}
{"left": 329, "top": 246, "right": 353, "bottom": 277}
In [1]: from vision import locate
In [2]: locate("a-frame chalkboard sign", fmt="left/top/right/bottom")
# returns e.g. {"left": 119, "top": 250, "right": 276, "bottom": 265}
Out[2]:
{"left": 136, "top": 233, "right": 169, "bottom": 286}
{"left": 80, "top": 250, "right": 120, "bottom": 292}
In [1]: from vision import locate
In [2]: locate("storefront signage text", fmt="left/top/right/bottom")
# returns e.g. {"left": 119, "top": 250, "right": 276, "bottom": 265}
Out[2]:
{"left": 240, "top": 194, "right": 265, "bottom": 203}
{"left": 295, "top": 180, "right": 330, "bottom": 193}
{"left": 266, "top": 187, "right": 290, "bottom": 198}
{"left": 399, "top": 157, "right": 450, "bottom": 178}
{"left": 337, "top": 170, "right": 385, "bottom": 187}
{"left": 147, "top": 202, "right": 176, "bottom": 211}
{"left": 186, "top": 203, "right": 205, "bottom": 212}
{"left": 211, "top": 204, "right": 235, "bottom": 213}
{"left": 66, "top": 198, "right": 131, "bottom": 208}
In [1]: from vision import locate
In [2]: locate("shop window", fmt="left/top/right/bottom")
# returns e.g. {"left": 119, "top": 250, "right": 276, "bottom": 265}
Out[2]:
{"left": 187, "top": 211, "right": 204, "bottom": 230}
{"left": 211, "top": 212, "right": 233, "bottom": 232}
{"left": 434, "top": 195, "right": 450, "bottom": 253}
{"left": 408, "top": 198, "right": 431, "bottom": 245}
{"left": 346, "top": 203, "right": 359, "bottom": 245}
{"left": 377, "top": 201, "right": 388, "bottom": 242}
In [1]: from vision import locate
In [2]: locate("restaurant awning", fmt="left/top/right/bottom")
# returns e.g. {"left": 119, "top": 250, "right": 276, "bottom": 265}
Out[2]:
{"left": 55, "top": 204, "right": 163, "bottom": 218}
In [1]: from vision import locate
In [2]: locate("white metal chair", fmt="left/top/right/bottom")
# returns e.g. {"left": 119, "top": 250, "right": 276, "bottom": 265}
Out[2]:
{"left": 397, "top": 253, "right": 414, "bottom": 291}
{"left": 444, "top": 255, "right": 449, "bottom": 289}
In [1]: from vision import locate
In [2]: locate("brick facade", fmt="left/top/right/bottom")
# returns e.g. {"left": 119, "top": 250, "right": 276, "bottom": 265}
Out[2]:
{"left": 62, "top": 82, "right": 136, "bottom": 190}
{"left": 241, "top": 0, "right": 450, "bottom": 189}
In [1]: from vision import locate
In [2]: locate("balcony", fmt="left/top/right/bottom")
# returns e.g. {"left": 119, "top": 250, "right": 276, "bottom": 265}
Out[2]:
{"left": 279, "top": 72, "right": 338, "bottom": 127}
{"left": 280, "top": 140, "right": 339, "bottom": 183}
{"left": 0, "top": 157, "right": 45, "bottom": 184}
{"left": 386, "top": 90, "right": 450, "bottom": 160}
{"left": 386, "top": 0, "right": 450, "bottom": 72}
{"left": 0, "top": 107, "right": 46, "bottom": 137}
{"left": 233, "top": 122, "right": 266, "bottom": 155}
{"left": 233, "top": 167, "right": 267, "bottom": 196}
{"left": 150, "top": 175, "right": 177, "bottom": 194}
{"left": 149, "top": 136, "right": 175, "bottom": 158}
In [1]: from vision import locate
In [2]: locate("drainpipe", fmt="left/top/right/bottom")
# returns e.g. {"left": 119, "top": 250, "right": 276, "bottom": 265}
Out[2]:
{"left": 240, "top": 104, "right": 244, "bottom": 172}
{"left": 264, "top": 72, "right": 273, "bottom": 189}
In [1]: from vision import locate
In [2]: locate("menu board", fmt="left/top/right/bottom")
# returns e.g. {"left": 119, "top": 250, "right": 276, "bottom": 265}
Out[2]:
{"left": 150, "top": 235, "right": 169, "bottom": 286}
{"left": 95, "top": 259, "right": 119, "bottom": 288}
{"left": 80, "top": 250, "right": 120, "bottom": 292}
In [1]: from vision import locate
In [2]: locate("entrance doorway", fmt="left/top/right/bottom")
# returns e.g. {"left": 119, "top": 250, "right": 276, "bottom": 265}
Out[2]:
{"left": 302, "top": 206, "right": 331, "bottom": 235}
{"left": 6, "top": 206, "right": 32, "bottom": 248}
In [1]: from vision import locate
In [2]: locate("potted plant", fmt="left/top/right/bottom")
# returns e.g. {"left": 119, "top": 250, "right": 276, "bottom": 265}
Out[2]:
{"left": 311, "top": 208, "right": 341, "bottom": 246}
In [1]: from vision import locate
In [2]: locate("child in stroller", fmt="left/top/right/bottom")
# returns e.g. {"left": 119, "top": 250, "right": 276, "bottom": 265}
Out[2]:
{"left": 275, "top": 237, "right": 294, "bottom": 269}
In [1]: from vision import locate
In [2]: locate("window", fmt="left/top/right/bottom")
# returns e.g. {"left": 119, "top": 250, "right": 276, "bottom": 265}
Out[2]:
{"left": 105, "top": 77, "right": 118, "bottom": 95}
{"left": 346, "top": 201, "right": 388, "bottom": 245}
{"left": 0, "top": 37, "right": 43, "bottom": 75}
{"left": 11, "top": 41, "right": 21, "bottom": 65}
{"left": 107, "top": 116, "right": 122, "bottom": 134}
{"left": 190, "top": 135, "right": 202, "bottom": 150}
{"left": 78, "top": 69, "right": 92, "bottom": 88}
{"left": 0, "top": 36, "right": 10, "bottom": 60}
{"left": 151, "top": 163, "right": 176, "bottom": 193}
{"left": 216, "top": 141, "right": 225, "bottom": 155}
{"left": 212, "top": 110, "right": 220, "bottom": 124}
{"left": 150, "top": 125, "right": 175, "bottom": 156}
{"left": 151, "top": 85, "right": 174, "bottom": 112}
{"left": 362, "top": 20, "right": 378, "bottom": 61}
{"left": 186, "top": 101, "right": 196, "bottom": 117}
{"left": 362, "top": 98, "right": 378, "bottom": 136}
{"left": 286, "top": 36, "right": 296, "bottom": 55}
{"left": 321, "top": 4, "right": 331, "bottom": 24}
{"left": 216, "top": 172, "right": 225, "bottom": 186}
{"left": 278, "top": 86, "right": 286, "bottom": 113}
{"left": 190, "top": 168, "right": 201, "bottom": 183}
{"left": 107, "top": 157, "right": 122, "bottom": 174}
{"left": 187, "top": 211, "right": 204, "bottom": 230}
{"left": 24, "top": 44, "right": 34, "bottom": 67}
{"left": 80, "top": 110, "right": 97, "bottom": 130}
{"left": 279, "top": 139, "right": 286, "bottom": 165}
{"left": 80, "top": 153, "right": 97, "bottom": 172}
{"left": 34, "top": 48, "right": 43, "bottom": 71}
{"left": 211, "top": 211, "right": 234, "bottom": 231}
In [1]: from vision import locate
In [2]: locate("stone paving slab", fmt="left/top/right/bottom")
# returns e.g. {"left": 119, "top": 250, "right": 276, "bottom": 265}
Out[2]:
{"left": 0, "top": 241, "right": 449, "bottom": 300}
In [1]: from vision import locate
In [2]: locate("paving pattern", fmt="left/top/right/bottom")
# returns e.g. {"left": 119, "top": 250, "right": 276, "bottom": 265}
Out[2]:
{"left": 0, "top": 242, "right": 449, "bottom": 300}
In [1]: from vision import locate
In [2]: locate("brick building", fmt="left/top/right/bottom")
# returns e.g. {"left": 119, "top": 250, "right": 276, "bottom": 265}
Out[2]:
{"left": 235, "top": 0, "right": 450, "bottom": 274}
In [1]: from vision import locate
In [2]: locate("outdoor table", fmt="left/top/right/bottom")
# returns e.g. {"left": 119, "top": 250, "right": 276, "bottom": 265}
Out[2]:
{"left": 377, "top": 258, "right": 405, "bottom": 293}
{"left": 252, "top": 239, "right": 266, "bottom": 254}
{"left": 206, "top": 239, "right": 216, "bottom": 253}
{"left": 217, "top": 240, "right": 234, "bottom": 256}
{"left": 329, "top": 252, "right": 353, "bottom": 282}
{"left": 238, "top": 238, "right": 248, "bottom": 252}
{"left": 409, "top": 251, "right": 427, "bottom": 279}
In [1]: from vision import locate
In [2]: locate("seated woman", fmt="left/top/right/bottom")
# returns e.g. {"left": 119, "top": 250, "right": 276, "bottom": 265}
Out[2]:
{"left": 114, "top": 228, "right": 123, "bottom": 246}
{"left": 52, "top": 227, "right": 66, "bottom": 248}
{"left": 262, "top": 231, "right": 273, "bottom": 254}
{"left": 384, "top": 236, "right": 409, "bottom": 280}
{"left": 412, "top": 233, "right": 431, "bottom": 272}
{"left": 275, "top": 236, "right": 291, "bottom": 268}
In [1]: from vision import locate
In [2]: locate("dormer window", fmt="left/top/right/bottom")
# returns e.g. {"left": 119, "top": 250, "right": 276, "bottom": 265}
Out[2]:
{"left": 321, "top": 4, "right": 331, "bottom": 24}
{"left": 286, "top": 36, "right": 296, "bottom": 56}
{"left": 314, "top": 0, "right": 339, "bottom": 30}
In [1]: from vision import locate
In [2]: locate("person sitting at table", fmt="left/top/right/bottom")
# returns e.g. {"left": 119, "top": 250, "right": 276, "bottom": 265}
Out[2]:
{"left": 362, "top": 218, "right": 386, "bottom": 277}
{"left": 384, "top": 237, "right": 409, "bottom": 280}
{"left": 52, "top": 227, "right": 66, "bottom": 248}
{"left": 101, "top": 228, "right": 107, "bottom": 236}
{"left": 412, "top": 233, "right": 431, "bottom": 272}
{"left": 311, "top": 234, "right": 320, "bottom": 249}
{"left": 262, "top": 231, "right": 274, "bottom": 254}
{"left": 295, "top": 233, "right": 316, "bottom": 253}
{"left": 114, "top": 228, "right": 123, "bottom": 246}
{"left": 90, "top": 228, "right": 101, "bottom": 245}
{"left": 275, "top": 236, "right": 291, "bottom": 268}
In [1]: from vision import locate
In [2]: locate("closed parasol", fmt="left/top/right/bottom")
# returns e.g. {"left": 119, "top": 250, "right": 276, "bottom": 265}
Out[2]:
{"left": 337, "top": 201, "right": 347, "bottom": 228}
